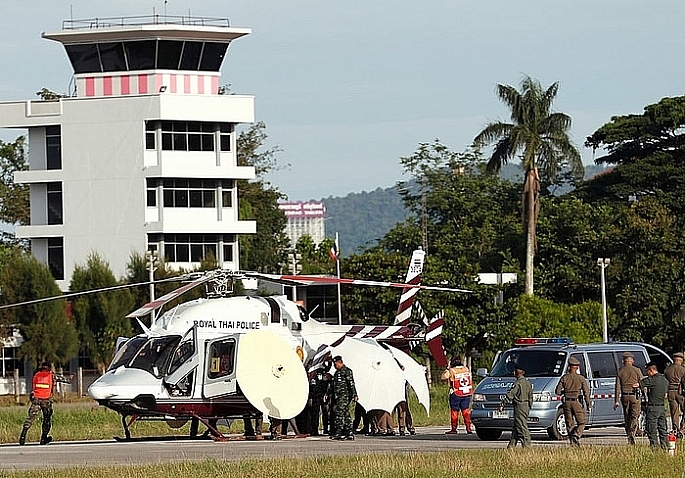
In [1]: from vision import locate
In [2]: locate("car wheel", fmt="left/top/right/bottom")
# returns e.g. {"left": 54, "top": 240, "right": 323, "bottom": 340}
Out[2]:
{"left": 475, "top": 427, "right": 502, "bottom": 441}
{"left": 547, "top": 408, "right": 568, "bottom": 440}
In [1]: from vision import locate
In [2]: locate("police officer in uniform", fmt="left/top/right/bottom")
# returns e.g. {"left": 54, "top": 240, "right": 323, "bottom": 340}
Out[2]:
{"left": 640, "top": 361, "right": 669, "bottom": 450}
{"left": 330, "top": 355, "right": 358, "bottom": 440}
{"left": 20, "top": 362, "right": 54, "bottom": 446}
{"left": 500, "top": 364, "right": 533, "bottom": 448}
{"left": 664, "top": 352, "right": 685, "bottom": 435}
{"left": 555, "top": 356, "right": 591, "bottom": 446}
{"left": 613, "top": 351, "right": 643, "bottom": 444}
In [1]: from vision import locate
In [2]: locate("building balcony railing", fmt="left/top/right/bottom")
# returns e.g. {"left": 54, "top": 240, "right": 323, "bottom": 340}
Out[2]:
{"left": 62, "top": 15, "right": 231, "bottom": 30}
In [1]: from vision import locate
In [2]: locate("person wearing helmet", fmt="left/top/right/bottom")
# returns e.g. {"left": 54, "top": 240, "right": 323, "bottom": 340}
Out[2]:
{"left": 555, "top": 356, "right": 591, "bottom": 446}
{"left": 19, "top": 362, "right": 54, "bottom": 446}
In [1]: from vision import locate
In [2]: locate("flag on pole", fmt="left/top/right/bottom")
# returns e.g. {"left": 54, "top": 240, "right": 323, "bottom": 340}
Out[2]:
{"left": 329, "top": 235, "right": 340, "bottom": 262}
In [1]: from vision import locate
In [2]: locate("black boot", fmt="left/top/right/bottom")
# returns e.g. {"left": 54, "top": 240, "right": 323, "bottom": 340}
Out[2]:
{"left": 19, "top": 429, "right": 27, "bottom": 446}
{"left": 39, "top": 435, "right": 52, "bottom": 445}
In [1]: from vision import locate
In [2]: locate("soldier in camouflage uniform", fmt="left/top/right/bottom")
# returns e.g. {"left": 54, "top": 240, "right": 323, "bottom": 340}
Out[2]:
{"left": 329, "top": 355, "right": 358, "bottom": 440}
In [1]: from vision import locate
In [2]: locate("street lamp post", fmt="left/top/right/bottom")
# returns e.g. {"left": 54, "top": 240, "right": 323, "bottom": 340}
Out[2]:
{"left": 597, "top": 258, "right": 610, "bottom": 343}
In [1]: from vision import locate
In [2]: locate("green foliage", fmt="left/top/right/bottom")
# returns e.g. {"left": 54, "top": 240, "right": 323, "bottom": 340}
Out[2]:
{"left": 236, "top": 122, "right": 290, "bottom": 272}
{"left": 323, "top": 187, "right": 409, "bottom": 255}
{"left": 505, "top": 295, "right": 603, "bottom": 345}
{"left": 295, "top": 235, "right": 337, "bottom": 275}
{"left": 0, "top": 136, "right": 29, "bottom": 229}
{"left": 70, "top": 253, "right": 134, "bottom": 374}
{"left": 0, "top": 250, "right": 77, "bottom": 367}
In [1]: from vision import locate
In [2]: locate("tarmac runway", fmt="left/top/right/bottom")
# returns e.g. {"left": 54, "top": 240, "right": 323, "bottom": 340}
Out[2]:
{"left": 0, "top": 426, "right": 639, "bottom": 471}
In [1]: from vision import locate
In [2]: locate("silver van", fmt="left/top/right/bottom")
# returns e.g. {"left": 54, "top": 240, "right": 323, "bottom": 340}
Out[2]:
{"left": 470, "top": 338, "right": 671, "bottom": 441}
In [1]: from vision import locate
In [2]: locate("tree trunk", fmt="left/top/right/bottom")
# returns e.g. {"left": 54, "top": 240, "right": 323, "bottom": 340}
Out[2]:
{"left": 524, "top": 170, "right": 537, "bottom": 296}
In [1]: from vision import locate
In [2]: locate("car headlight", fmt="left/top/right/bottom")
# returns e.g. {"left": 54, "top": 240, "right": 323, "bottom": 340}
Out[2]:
{"left": 533, "top": 391, "right": 552, "bottom": 402}
{"left": 473, "top": 393, "right": 486, "bottom": 402}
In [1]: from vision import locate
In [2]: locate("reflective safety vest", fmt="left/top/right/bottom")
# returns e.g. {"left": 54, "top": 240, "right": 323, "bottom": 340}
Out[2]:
{"left": 449, "top": 365, "right": 473, "bottom": 397}
{"left": 32, "top": 370, "right": 53, "bottom": 400}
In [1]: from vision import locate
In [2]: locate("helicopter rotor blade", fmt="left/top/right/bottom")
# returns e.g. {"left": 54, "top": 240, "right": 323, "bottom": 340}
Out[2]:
{"left": 244, "top": 272, "right": 471, "bottom": 293}
{"left": 126, "top": 273, "right": 215, "bottom": 318}
{"left": 0, "top": 275, "right": 193, "bottom": 311}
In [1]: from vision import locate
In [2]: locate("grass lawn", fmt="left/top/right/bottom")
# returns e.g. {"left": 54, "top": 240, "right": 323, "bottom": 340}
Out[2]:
{"left": 0, "top": 448, "right": 682, "bottom": 478}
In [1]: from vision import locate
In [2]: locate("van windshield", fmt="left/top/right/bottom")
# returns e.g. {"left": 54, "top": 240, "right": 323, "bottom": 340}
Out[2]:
{"left": 491, "top": 349, "right": 567, "bottom": 377}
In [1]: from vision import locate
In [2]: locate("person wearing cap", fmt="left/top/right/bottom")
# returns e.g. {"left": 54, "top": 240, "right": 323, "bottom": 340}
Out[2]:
{"left": 614, "top": 351, "right": 643, "bottom": 444}
{"left": 19, "top": 362, "right": 55, "bottom": 446}
{"left": 664, "top": 352, "right": 685, "bottom": 435}
{"left": 555, "top": 356, "right": 591, "bottom": 446}
{"left": 330, "top": 355, "right": 358, "bottom": 440}
{"left": 640, "top": 361, "right": 669, "bottom": 450}
{"left": 499, "top": 364, "right": 533, "bottom": 448}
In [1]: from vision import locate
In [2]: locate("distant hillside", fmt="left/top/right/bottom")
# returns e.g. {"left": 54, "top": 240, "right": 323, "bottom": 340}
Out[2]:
{"left": 320, "top": 164, "right": 609, "bottom": 255}
{"left": 321, "top": 187, "right": 408, "bottom": 255}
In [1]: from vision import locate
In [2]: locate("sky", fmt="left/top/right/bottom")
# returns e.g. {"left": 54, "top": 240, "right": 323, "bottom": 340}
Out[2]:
{"left": 1, "top": 1, "right": 684, "bottom": 201}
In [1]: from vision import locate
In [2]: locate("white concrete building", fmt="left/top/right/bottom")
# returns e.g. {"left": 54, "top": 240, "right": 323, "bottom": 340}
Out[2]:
{"left": 278, "top": 201, "right": 326, "bottom": 246}
{"left": 0, "top": 16, "right": 256, "bottom": 290}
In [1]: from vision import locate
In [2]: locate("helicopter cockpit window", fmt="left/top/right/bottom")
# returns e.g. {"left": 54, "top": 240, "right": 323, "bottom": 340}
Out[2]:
{"left": 208, "top": 339, "right": 235, "bottom": 379}
{"left": 167, "top": 337, "right": 195, "bottom": 376}
{"left": 130, "top": 336, "right": 181, "bottom": 378}
{"left": 109, "top": 336, "right": 148, "bottom": 371}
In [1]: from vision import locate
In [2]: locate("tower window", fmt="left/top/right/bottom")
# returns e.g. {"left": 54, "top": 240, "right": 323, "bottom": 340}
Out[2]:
{"left": 48, "top": 237, "right": 64, "bottom": 280}
{"left": 46, "top": 126, "right": 61, "bottom": 170}
{"left": 47, "top": 182, "right": 63, "bottom": 225}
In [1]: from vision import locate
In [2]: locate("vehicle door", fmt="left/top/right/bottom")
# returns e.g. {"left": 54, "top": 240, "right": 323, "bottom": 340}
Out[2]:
{"left": 587, "top": 351, "right": 620, "bottom": 425}
{"left": 164, "top": 326, "right": 199, "bottom": 398}
{"left": 202, "top": 334, "right": 239, "bottom": 399}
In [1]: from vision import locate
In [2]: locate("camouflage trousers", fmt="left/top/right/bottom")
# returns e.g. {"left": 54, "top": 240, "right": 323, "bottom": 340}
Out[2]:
{"left": 22, "top": 398, "right": 53, "bottom": 438}
{"left": 332, "top": 397, "right": 353, "bottom": 436}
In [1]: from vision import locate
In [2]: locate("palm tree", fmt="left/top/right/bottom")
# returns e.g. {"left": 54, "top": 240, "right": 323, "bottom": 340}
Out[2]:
{"left": 474, "top": 76, "right": 583, "bottom": 295}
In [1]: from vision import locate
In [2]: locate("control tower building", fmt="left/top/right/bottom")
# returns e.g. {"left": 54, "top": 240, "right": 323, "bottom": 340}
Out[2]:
{"left": 0, "top": 16, "right": 256, "bottom": 290}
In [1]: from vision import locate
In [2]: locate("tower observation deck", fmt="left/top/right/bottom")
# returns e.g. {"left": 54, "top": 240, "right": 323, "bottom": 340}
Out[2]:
{"left": 43, "top": 15, "right": 250, "bottom": 97}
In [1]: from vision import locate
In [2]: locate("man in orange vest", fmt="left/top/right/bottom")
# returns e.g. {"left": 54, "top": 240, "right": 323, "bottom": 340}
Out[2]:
{"left": 441, "top": 356, "right": 473, "bottom": 434}
{"left": 19, "top": 362, "right": 54, "bottom": 446}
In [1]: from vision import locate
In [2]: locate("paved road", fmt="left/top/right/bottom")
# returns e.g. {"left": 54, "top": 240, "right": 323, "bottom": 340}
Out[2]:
{"left": 0, "top": 426, "right": 639, "bottom": 471}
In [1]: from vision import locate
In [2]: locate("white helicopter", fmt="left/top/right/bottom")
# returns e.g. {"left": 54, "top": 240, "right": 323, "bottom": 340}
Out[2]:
{"left": 10, "top": 248, "right": 468, "bottom": 440}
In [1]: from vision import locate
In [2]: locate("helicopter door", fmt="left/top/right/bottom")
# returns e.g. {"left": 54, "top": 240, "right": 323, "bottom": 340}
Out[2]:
{"left": 203, "top": 334, "right": 239, "bottom": 399}
{"left": 164, "top": 326, "right": 199, "bottom": 397}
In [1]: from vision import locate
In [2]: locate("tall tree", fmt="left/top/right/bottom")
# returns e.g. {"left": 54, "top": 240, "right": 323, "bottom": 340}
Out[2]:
{"left": 474, "top": 76, "right": 583, "bottom": 295}
{"left": 236, "top": 122, "right": 290, "bottom": 272}
{"left": 70, "top": 253, "right": 134, "bottom": 374}
{"left": 0, "top": 249, "right": 78, "bottom": 367}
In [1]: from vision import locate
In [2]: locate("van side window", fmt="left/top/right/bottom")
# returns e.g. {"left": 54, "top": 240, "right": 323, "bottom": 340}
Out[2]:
{"left": 588, "top": 352, "right": 617, "bottom": 378}
{"left": 570, "top": 353, "right": 587, "bottom": 377}
{"left": 615, "top": 351, "right": 647, "bottom": 373}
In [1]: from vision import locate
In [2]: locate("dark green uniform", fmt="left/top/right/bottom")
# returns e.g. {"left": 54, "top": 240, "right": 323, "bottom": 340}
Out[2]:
{"left": 505, "top": 376, "right": 533, "bottom": 448}
{"left": 640, "top": 373, "right": 669, "bottom": 449}
{"left": 308, "top": 371, "right": 331, "bottom": 436}
{"left": 555, "top": 371, "right": 590, "bottom": 444}
{"left": 332, "top": 364, "right": 357, "bottom": 437}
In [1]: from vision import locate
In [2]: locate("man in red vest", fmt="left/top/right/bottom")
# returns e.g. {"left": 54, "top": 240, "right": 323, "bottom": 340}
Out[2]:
{"left": 441, "top": 356, "right": 473, "bottom": 434}
{"left": 19, "top": 362, "right": 54, "bottom": 446}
